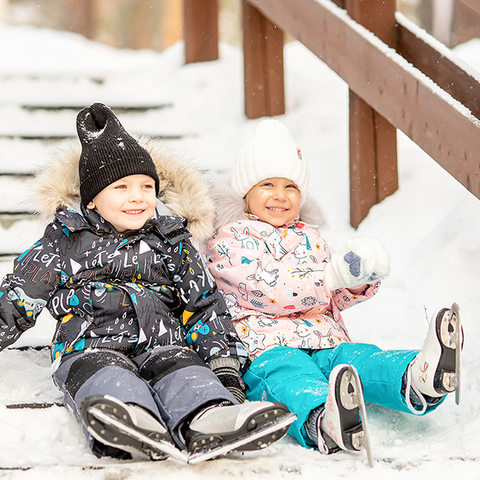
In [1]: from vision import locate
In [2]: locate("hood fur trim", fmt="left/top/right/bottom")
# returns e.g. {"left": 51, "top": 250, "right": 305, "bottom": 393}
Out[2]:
{"left": 30, "top": 137, "right": 215, "bottom": 243}
{"left": 209, "top": 173, "right": 327, "bottom": 231}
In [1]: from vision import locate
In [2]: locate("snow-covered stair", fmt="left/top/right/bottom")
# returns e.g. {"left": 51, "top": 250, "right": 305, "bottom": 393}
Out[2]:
{"left": 0, "top": 76, "right": 179, "bottom": 258}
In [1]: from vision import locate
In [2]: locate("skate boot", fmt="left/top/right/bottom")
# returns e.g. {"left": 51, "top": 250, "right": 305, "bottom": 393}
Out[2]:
{"left": 185, "top": 401, "right": 296, "bottom": 463}
{"left": 410, "top": 303, "right": 462, "bottom": 403}
{"left": 80, "top": 395, "right": 187, "bottom": 462}
{"left": 318, "top": 364, "right": 373, "bottom": 467}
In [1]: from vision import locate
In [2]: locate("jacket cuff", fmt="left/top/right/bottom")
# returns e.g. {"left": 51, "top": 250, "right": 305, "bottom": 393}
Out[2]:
{"left": 209, "top": 357, "right": 240, "bottom": 372}
{"left": 324, "top": 263, "right": 342, "bottom": 292}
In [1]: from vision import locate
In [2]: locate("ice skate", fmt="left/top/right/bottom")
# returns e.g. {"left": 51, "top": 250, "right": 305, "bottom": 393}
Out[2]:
{"left": 318, "top": 364, "right": 373, "bottom": 467}
{"left": 185, "top": 401, "right": 296, "bottom": 463}
{"left": 410, "top": 303, "right": 462, "bottom": 403}
{"left": 80, "top": 395, "right": 187, "bottom": 462}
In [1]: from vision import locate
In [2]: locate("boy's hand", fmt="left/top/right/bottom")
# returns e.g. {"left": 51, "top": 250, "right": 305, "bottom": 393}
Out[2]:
{"left": 324, "top": 236, "right": 390, "bottom": 291}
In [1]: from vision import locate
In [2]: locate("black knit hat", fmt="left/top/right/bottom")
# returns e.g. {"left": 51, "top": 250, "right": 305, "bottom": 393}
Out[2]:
{"left": 77, "top": 102, "right": 160, "bottom": 206}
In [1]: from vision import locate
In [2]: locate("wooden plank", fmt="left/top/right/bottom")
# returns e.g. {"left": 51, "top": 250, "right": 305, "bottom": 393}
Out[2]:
{"left": 243, "top": 0, "right": 285, "bottom": 119}
{"left": 396, "top": 13, "right": 480, "bottom": 121}
{"left": 21, "top": 104, "right": 173, "bottom": 113}
{"left": 0, "top": 176, "right": 35, "bottom": 214}
{"left": 346, "top": 0, "right": 398, "bottom": 227}
{"left": 0, "top": 139, "right": 54, "bottom": 175}
{"left": 183, "top": 0, "right": 219, "bottom": 64}
{"left": 0, "top": 217, "right": 44, "bottom": 256}
{"left": 0, "top": 175, "right": 43, "bottom": 256}
{"left": 0, "top": 134, "right": 182, "bottom": 141}
{"left": 459, "top": 0, "right": 480, "bottom": 14}
{"left": 246, "top": 0, "right": 480, "bottom": 200}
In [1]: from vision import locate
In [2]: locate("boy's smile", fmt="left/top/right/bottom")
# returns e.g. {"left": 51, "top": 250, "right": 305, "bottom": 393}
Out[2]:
{"left": 87, "top": 174, "right": 157, "bottom": 233}
{"left": 245, "top": 177, "right": 301, "bottom": 227}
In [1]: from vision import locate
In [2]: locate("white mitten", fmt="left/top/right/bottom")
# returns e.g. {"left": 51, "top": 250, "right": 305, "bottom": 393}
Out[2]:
{"left": 324, "top": 236, "right": 390, "bottom": 291}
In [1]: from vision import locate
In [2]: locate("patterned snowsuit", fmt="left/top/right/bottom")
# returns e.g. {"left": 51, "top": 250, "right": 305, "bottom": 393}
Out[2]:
{"left": 0, "top": 140, "right": 248, "bottom": 457}
{"left": 205, "top": 206, "right": 445, "bottom": 448}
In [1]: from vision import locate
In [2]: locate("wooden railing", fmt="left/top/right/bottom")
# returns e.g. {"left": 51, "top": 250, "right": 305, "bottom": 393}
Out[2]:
{"left": 185, "top": 0, "right": 480, "bottom": 228}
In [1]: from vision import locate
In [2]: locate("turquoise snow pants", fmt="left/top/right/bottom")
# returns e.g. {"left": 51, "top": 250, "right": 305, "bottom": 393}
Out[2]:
{"left": 243, "top": 343, "right": 445, "bottom": 448}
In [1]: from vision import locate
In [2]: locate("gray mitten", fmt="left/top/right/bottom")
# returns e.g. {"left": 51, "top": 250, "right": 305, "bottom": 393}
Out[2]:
{"left": 210, "top": 357, "right": 247, "bottom": 403}
{"left": 324, "top": 236, "right": 390, "bottom": 290}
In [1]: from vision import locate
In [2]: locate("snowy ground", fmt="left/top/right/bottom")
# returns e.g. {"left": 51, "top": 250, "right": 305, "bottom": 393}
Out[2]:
{"left": 1, "top": 21, "right": 480, "bottom": 480}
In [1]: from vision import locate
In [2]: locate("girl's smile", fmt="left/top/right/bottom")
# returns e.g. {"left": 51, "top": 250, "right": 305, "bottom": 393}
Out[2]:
{"left": 245, "top": 177, "right": 301, "bottom": 227}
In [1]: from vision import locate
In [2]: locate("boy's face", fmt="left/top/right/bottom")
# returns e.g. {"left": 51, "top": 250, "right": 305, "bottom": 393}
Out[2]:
{"left": 87, "top": 174, "right": 157, "bottom": 233}
{"left": 245, "top": 177, "right": 301, "bottom": 227}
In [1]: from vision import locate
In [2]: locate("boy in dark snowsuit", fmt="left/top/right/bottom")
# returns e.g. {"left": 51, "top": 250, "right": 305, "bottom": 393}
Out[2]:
{"left": 0, "top": 103, "right": 294, "bottom": 463}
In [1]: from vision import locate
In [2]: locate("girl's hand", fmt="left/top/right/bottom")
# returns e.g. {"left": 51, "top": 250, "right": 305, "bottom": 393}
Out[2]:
{"left": 324, "top": 236, "right": 390, "bottom": 290}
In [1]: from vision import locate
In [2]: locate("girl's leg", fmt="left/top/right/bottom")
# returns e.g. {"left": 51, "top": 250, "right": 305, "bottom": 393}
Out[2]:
{"left": 243, "top": 346, "right": 329, "bottom": 447}
{"left": 311, "top": 343, "right": 445, "bottom": 414}
{"left": 410, "top": 305, "right": 462, "bottom": 400}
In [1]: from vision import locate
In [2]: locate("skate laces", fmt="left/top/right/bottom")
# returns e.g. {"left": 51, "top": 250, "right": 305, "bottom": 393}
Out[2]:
{"left": 404, "top": 364, "right": 428, "bottom": 415}
{"left": 315, "top": 409, "right": 336, "bottom": 454}
{"left": 305, "top": 406, "right": 331, "bottom": 454}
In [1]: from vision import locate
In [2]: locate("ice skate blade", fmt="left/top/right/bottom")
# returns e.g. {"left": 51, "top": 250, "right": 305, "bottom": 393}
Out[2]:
{"left": 450, "top": 302, "right": 462, "bottom": 405}
{"left": 426, "top": 304, "right": 461, "bottom": 397}
{"left": 88, "top": 406, "right": 188, "bottom": 463}
{"left": 347, "top": 367, "right": 374, "bottom": 468}
{"left": 187, "top": 412, "right": 296, "bottom": 464}
{"left": 438, "top": 303, "right": 461, "bottom": 402}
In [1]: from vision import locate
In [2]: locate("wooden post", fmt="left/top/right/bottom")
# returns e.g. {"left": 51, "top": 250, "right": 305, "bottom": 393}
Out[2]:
{"left": 130, "top": 0, "right": 154, "bottom": 49}
{"left": 162, "top": 0, "right": 183, "bottom": 50}
{"left": 242, "top": 0, "right": 285, "bottom": 119}
{"left": 346, "top": 0, "right": 398, "bottom": 228}
{"left": 184, "top": 0, "right": 219, "bottom": 63}
{"left": 0, "top": 0, "right": 8, "bottom": 21}
{"left": 63, "top": 0, "right": 95, "bottom": 40}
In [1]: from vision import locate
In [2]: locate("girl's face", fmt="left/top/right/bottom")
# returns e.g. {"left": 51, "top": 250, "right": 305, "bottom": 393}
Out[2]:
{"left": 87, "top": 174, "right": 157, "bottom": 233}
{"left": 245, "top": 177, "right": 301, "bottom": 227}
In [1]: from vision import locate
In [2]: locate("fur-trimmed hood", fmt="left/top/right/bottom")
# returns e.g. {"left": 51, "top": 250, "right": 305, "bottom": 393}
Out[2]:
{"left": 209, "top": 173, "right": 327, "bottom": 231}
{"left": 30, "top": 137, "right": 215, "bottom": 243}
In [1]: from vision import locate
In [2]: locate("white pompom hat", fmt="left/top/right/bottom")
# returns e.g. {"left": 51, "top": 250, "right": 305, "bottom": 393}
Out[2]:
{"left": 232, "top": 119, "right": 310, "bottom": 204}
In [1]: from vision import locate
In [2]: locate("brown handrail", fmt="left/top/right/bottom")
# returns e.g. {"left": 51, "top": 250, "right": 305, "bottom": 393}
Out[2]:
{"left": 459, "top": 0, "right": 480, "bottom": 14}
{"left": 184, "top": 0, "right": 480, "bottom": 227}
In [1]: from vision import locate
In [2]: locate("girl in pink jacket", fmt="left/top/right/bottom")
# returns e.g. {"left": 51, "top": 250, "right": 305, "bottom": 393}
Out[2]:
{"left": 204, "top": 119, "right": 462, "bottom": 465}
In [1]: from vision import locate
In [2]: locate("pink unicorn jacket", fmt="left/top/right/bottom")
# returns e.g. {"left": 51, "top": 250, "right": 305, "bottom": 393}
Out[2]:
{"left": 205, "top": 208, "right": 380, "bottom": 360}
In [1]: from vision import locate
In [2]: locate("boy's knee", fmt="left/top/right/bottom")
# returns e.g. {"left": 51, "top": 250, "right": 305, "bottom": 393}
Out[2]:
{"left": 139, "top": 346, "right": 209, "bottom": 386}
{"left": 66, "top": 350, "right": 137, "bottom": 398}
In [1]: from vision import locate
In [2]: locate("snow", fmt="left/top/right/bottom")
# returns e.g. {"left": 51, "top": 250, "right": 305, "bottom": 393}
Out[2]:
{"left": 324, "top": 0, "right": 480, "bottom": 126}
{"left": 1, "top": 22, "right": 480, "bottom": 479}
